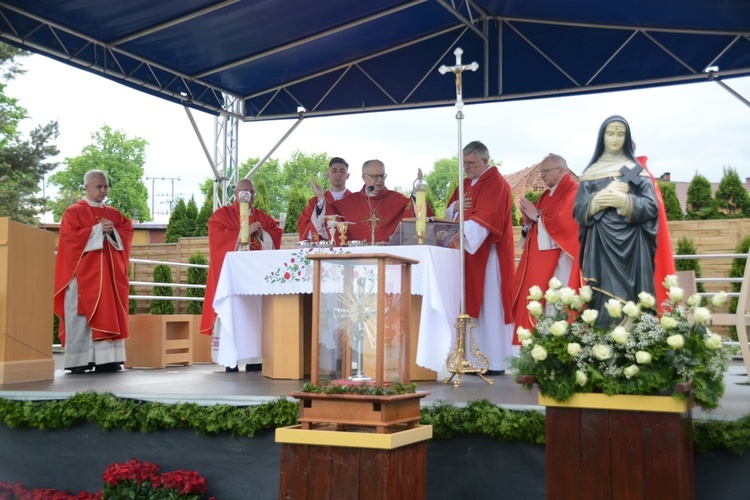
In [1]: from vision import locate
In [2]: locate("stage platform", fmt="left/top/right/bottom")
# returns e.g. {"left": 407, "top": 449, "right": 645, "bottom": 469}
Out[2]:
{"left": 1, "top": 353, "right": 748, "bottom": 421}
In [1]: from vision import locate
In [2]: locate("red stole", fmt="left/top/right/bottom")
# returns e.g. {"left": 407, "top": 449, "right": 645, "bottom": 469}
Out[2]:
{"left": 511, "top": 174, "right": 581, "bottom": 337}
{"left": 331, "top": 187, "right": 419, "bottom": 243}
{"left": 54, "top": 200, "right": 133, "bottom": 344}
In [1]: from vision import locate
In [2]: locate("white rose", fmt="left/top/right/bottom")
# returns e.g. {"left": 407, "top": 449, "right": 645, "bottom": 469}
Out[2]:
{"left": 604, "top": 299, "right": 623, "bottom": 319}
{"left": 623, "top": 365, "right": 640, "bottom": 379}
{"left": 521, "top": 338, "right": 534, "bottom": 348}
{"left": 579, "top": 286, "right": 593, "bottom": 302}
{"left": 635, "top": 351, "right": 652, "bottom": 364}
{"left": 592, "top": 344, "right": 612, "bottom": 360}
{"left": 711, "top": 291, "right": 728, "bottom": 308}
{"left": 581, "top": 309, "right": 599, "bottom": 325}
{"left": 544, "top": 289, "right": 559, "bottom": 304}
{"left": 549, "top": 321, "right": 569, "bottom": 337}
{"left": 557, "top": 287, "right": 575, "bottom": 305}
{"left": 667, "top": 287, "right": 684, "bottom": 303}
{"left": 567, "top": 343, "right": 581, "bottom": 357}
{"left": 667, "top": 334, "right": 685, "bottom": 349}
{"left": 527, "top": 301, "right": 544, "bottom": 318}
{"left": 693, "top": 307, "right": 711, "bottom": 324}
{"left": 531, "top": 345, "right": 548, "bottom": 361}
{"left": 663, "top": 274, "right": 680, "bottom": 290}
{"left": 575, "top": 370, "right": 588, "bottom": 386}
{"left": 638, "top": 292, "right": 656, "bottom": 309}
{"left": 548, "top": 277, "right": 563, "bottom": 290}
{"left": 569, "top": 295, "right": 585, "bottom": 311}
{"left": 527, "top": 285, "right": 543, "bottom": 301}
{"left": 686, "top": 294, "right": 702, "bottom": 307}
{"left": 704, "top": 333, "right": 722, "bottom": 350}
{"left": 660, "top": 316, "right": 678, "bottom": 330}
{"left": 516, "top": 326, "right": 532, "bottom": 341}
{"left": 610, "top": 326, "right": 629, "bottom": 345}
{"left": 622, "top": 301, "right": 640, "bottom": 318}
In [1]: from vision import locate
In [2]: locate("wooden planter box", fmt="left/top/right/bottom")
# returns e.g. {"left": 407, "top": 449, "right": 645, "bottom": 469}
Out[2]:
{"left": 289, "top": 391, "right": 428, "bottom": 434}
{"left": 540, "top": 392, "right": 694, "bottom": 500}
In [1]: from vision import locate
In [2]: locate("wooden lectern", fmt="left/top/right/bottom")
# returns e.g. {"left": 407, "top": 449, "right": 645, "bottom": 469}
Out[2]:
{"left": 0, "top": 218, "right": 56, "bottom": 384}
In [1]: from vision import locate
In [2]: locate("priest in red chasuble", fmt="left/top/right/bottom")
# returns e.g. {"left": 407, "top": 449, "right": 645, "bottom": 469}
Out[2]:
{"left": 200, "top": 179, "right": 282, "bottom": 371}
{"left": 54, "top": 169, "right": 133, "bottom": 374}
{"left": 297, "top": 157, "right": 351, "bottom": 241}
{"left": 446, "top": 141, "right": 516, "bottom": 375}
{"left": 512, "top": 154, "right": 581, "bottom": 341}
{"left": 320, "top": 159, "right": 433, "bottom": 244}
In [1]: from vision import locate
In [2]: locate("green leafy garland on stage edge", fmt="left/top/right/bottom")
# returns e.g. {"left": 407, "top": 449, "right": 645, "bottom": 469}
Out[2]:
{"left": 300, "top": 380, "right": 418, "bottom": 395}
{"left": 0, "top": 392, "right": 748, "bottom": 455}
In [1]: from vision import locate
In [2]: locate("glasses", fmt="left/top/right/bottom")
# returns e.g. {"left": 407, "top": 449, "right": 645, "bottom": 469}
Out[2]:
{"left": 540, "top": 168, "right": 562, "bottom": 175}
{"left": 364, "top": 173, "right": 387, "bottom": 181}
{"left": 463, "top": 160, "right": 481, "bottom": 166}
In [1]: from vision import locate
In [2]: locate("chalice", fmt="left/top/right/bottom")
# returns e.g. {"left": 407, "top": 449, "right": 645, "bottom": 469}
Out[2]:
{"left": 336, "top": 221, "right": 351, "bottom": 246}
{"left": 326, "top": 215, "right": 340, "bottom": 241}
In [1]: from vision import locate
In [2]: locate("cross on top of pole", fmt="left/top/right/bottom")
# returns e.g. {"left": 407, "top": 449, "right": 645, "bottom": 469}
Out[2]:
{"left": 438, "top": 47, "right": 479, "bottom": 110}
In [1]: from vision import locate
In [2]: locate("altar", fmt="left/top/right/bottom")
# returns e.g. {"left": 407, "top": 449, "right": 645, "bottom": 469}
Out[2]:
{"left": 213, "top": 245, "right": 460, "bottom": 379}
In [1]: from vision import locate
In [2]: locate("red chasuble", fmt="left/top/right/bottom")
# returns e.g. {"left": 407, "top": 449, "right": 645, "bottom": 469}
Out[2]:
{"left": 637, "top": 156, "right": 677, "bottom": 309}
{"left": 447, "top": 167, "right": 515, "bottom": 324}
{"left": 511, "top": 173, "right": 581, "bottom": 337}
{"left": 297, "top": 189, "right": 351, "bottom": 241}
{"left": 200, "top": 204, "right": 283, "bottom": 334}
{"left": 54, "top": 200, "right": 133, "bottom": 345}
{"left": 331, "top": 187, "right": 431, "bottom": 243}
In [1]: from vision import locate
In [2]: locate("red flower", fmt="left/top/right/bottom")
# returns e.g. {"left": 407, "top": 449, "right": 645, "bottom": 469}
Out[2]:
{"left": 290, "top": 258, "right": 295, "bottom": 263}
{"left": 284, "top": 272, "right": 290, "bottom": 279}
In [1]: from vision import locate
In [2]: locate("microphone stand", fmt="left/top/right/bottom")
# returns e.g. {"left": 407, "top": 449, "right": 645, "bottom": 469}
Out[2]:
{"left": 366, "top": 185, "right": 376, "bottom": 245}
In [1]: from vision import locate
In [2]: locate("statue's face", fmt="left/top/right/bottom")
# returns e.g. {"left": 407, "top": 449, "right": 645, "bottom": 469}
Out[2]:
{"left": 603, "top": 121, "right": 627, "bottom": 154}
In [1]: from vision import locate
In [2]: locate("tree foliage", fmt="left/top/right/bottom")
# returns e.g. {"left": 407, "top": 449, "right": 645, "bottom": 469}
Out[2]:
{"left": 657, "top": 181, "right": 683, "bottom": 221}
{"left": 685, "top": 173, "right": 719, "bottom": 220}
{"left": 425, "top": 157, "right": 459, "bottom": 217}
{"left": 715, "top": 167, "right": 750, "bottom": 218}
{"left": 284, "top": 185, "right": 307, "bottom": 233}
{"left": 185, "top": 196, "right": 198, "bottom": 235}
{"left": 674, "top": 237, "right": 705, "bottom": 293}
{"left": 150, "top": 264, "right": 175, "bottom": 315}
{"left": 0, "top": 44, "right": 59, "bottom": 225}
{"left": 194, "top": 194, "right": 212, "bottom": 237}
{"left": 48, "top": 125, "right": 150, "bottom": 221}
{"left": 186, "top": 252, "right": 208, "bottom": 315}
{"left": 165, "top": 198, "right": 188, "bottom": 243}
{"left": 253, "top": 178, "right": 271, "bottom": 215}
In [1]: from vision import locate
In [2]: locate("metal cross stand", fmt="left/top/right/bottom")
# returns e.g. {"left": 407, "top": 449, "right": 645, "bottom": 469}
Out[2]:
{"left": 439, "top": 48, "right": 493, "bottom": 387}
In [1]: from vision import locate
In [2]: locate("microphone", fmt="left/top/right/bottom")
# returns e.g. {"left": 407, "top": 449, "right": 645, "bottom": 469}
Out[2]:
{"left": 366, "top": 185, "right": 376, "bottom": 245}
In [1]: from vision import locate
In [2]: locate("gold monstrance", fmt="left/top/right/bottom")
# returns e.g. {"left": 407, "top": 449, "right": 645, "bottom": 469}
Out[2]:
{"left": 439, "top": 48, "right": 493, "bottom": 387}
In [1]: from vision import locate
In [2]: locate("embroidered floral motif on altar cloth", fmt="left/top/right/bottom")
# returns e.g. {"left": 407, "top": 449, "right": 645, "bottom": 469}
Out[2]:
{"left": 265, "top": 248, "right": 349, "bottom": 284}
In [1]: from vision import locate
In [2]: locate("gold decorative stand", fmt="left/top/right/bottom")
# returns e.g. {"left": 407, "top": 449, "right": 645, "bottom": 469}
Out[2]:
{"left": 443, "top": 313, "right": 493, "bottom": 386}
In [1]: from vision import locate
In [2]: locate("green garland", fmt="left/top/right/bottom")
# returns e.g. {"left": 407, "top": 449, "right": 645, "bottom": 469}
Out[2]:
{"left": 0, "top": 392, "right": 748, "bottom": 454}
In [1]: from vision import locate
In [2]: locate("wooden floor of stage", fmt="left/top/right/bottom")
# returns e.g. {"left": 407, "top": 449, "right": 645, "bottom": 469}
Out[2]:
{"left": 1, "top": 353, "right": 749, "bottom": 421}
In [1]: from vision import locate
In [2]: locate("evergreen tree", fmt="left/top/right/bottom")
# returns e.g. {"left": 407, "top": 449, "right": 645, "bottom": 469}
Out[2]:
{"left": 284, "top": 185, "right": 307, "bottom": 233}
{"left": 254, "top": 178, "right": 272, "bottom": 214}
{"left": 685, "top": 173, "right": 719, "bottom": 220}
{"left": 715, "top": 167, "right": 750, "bottom": 218}
{"left": 674, "top": 237, "right": 705, "bottom": 293}
{"left": 150, "top": 264, "right": 175, "bottom": 314}
{"left": 165, "top": 198, "right": 189, "bottom": 243}
{"left": 524, "top": 190, "right": 542, "bottom": 204}
{"left": 0, "top": 44, "right": 59, "bottom": 225}
{"left": 186, "top": 252, "right": 208, "bottom": 315}
{"left": 185, "top": 196, "right": 198, "bottom": 236}
{"left": 658, "top": 181, "right": 683, "bottom": 221}
{"left": 195, "top": 194, "right": 212, "bottom": 237}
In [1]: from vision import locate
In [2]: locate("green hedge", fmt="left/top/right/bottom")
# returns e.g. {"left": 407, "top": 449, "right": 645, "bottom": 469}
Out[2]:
{"left": 1, "top": 392, "right": 748, "bottom": 454}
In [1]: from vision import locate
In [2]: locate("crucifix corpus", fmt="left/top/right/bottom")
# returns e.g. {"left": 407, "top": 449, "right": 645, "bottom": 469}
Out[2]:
{"left": 438, "top": 48, "right": 493, "bottom": 387}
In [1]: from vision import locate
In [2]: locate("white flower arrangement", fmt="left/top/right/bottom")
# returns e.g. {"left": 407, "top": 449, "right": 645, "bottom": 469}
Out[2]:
{"left": 512, "top": 275, "right": 731, "bottom": 410}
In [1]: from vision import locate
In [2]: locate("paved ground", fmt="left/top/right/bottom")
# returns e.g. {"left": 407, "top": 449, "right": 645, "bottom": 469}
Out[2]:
{"left": 0, "top": 353, "right": 747, "bottom": 421}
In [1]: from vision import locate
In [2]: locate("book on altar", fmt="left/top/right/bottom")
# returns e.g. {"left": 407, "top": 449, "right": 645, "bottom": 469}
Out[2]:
{"left": 387, "top": 218, "right": 458, "bottom": 247}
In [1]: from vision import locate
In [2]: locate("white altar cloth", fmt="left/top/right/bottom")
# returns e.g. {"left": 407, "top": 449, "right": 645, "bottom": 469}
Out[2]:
{"left": 213, "top": 245, "right": 460, "bottom": 371}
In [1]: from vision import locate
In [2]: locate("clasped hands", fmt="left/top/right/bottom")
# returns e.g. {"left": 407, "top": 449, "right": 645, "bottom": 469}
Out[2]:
{"left": 595, "top": 180, "right": 629, "bottom": 210}
{"left": 98, "top": 217, "right": 114, "bottom": 235}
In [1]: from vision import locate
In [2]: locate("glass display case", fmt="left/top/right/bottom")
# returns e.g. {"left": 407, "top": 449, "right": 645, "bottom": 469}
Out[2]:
{"left": 306, "top": 253, "right": 418, "bottom": 386}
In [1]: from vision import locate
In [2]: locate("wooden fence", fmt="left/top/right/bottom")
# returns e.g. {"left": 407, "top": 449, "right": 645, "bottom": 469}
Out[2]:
{"left": 129, "top": 219, "right": 750, "bottom": 314}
